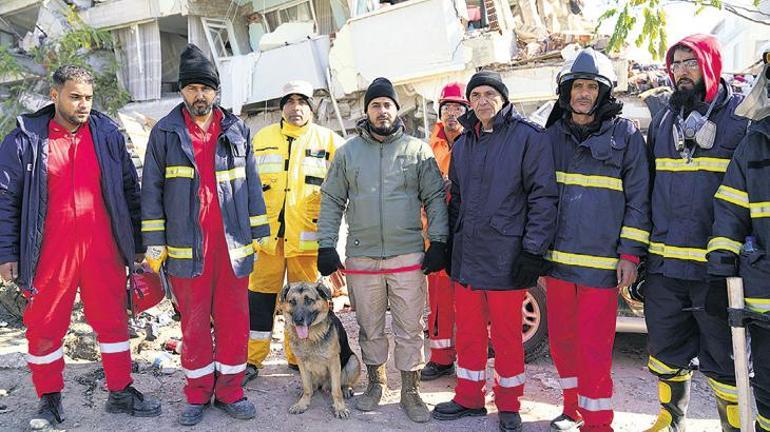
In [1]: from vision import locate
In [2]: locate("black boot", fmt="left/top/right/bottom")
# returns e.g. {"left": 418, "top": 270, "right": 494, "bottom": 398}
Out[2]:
{"left": 178, "top": 403, "right": 206, "bottom": 426}
{"left": 33, "top": 392, "right": 65, "bottom": 426}
{"left": 499, "top": 411, "right": 522, "bottom": 432}
{"left": 105, "top": 385, "right": 161, "bottom": 417}
{"left": 432, "top": 400, "right": 487, "bottom": 420}
{"left": 644, "top": 378, "right": 690, "bottom": 431}
{"left": 714, "top": 392, "right": 741, "bottom": 432}
{"left": 420, "top": 362, "right": 455, "bottom": 381}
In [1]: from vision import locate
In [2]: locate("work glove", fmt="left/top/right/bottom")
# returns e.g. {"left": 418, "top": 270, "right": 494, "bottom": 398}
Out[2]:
{"left": 146, "top": 246, "right": 167, "bottom": 274}
{"left": 421, "top": 241, "right": 447, "bottom": 275}
{"left": 317, "top": 247, "right": 344, "bottom": 277}
{"left": 510, "top": 251, "right": 551, "bottom": 289}
{"left": 705, "top": 278, "right": 729, "bottom": 320}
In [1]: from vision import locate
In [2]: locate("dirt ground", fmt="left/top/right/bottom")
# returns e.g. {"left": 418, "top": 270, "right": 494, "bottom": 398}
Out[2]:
{"left": 0, "top": 296, "right": 725, "bottom": 432}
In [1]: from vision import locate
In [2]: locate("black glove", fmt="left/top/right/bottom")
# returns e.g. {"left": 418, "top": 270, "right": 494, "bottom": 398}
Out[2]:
{"left": 317, "top": 248, "right": 343, "bottom": 277}
{"left": 511, "top": 251, "right": 551, "bottom": 289}
{"left": 422, "top": 242, "right": 447, "bottom": 275}
{"left": 705, "top": 278, "right": 729, "bottom": 320}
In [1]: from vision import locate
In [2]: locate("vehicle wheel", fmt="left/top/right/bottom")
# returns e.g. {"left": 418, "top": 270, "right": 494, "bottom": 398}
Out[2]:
{"left": 523, "top": 279, "right": 549, "bottom": 362}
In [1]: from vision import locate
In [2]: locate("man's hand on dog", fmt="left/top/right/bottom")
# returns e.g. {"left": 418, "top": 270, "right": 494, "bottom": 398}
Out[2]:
{"left": 317, "top": 248, "right": 344, "bottom": 276}
{"left": 422, "top": 241, "right": 448, "bottom": 274}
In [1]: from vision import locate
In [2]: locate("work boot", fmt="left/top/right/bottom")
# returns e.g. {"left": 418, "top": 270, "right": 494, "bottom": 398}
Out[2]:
{"left": 714, "top": 392, "right": 741, "bottom": 432}
{"left": 178, "top": 403, "right": 206, "bottom": 426}
{"left": 32, "top": 392, "right": 65, "bottom": 426}
{"left": 356, "top": 364, "right": 387, "bottom": 412}
{"left": 550, "top": 413, "right": 584, "bottom": 431}
{"left": 105, "top": 385, "right": 161, "bottom": 417}
{"left": 420, "top": 362, "right": 455, "bottom": 381}
{"left": 432, "top": 400, "right": 487, "bottom": 420}
{"left": 499, "top": 411, "right": 523, "bottom": 432}
{"left": 242, "top": 364, "right": 259, "bottom": 385}
{"left": 214, "top": 397, "right": 257, "bottom": 420}
{"left": 644, "top": 378, "right": 690, "bottom": 431}
{"left": 400, "top": 370, "right": 430, "bottom": 423}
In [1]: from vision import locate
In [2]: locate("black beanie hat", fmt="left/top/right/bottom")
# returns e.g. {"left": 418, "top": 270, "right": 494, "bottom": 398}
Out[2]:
{"left": 364, "top": 77, "right": 400, "bottom": 110}
{"left": 178, "top": 44, "right": 220, "bottom": 90}
{"left": 466, "top": 70, "right": 508, "bottom": 102}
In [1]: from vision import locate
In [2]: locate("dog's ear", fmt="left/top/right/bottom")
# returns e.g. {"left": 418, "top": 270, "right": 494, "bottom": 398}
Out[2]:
{"left": 315, "top": 281, "right": 332, "bottom": 301}
{"left": 280, "top": 283, "right": 291, "bottom": 303}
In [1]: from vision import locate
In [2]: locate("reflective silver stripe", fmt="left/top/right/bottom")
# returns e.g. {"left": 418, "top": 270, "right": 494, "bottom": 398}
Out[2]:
{"left": 230, "top": 244, "right": 255, "bottom": 260}
{"left": 750, "top": 201, "right": 770, "bottom": 219}
{"left": 746, "top": 298, "right": 770, "bottom": 314}
{"left": 429, "top": 339, "right": 453, "bottom": 349}
{"left": 141, "top": 219, "right": 165, "bottom": 232}
{"left": 256, "top": 154, "right": 283, "bottom": 164}
{"left": 215, "top": 167, "right": 246, "bottom": 182}
{"left": 456, "top": 367, "right": 485, "bottom": 381}
{"left": 99, "top": 341, "right": 130, "bottom": 354}
{"left": 495, "top": 372, "right": 526, "bottom": 388}
{"left": 249, "top": 331, "right": 271, "bottom": 340}
{"left": 258, "top": 163, "right": 283, "bottom": 174}
{"left": 250, "top": 214, "right": 268, "bottom": 227}
{"left": 559, "top": 376, "right": 578, "bottom": 389}
{"left": 300, "top": 231, "right": 319, "bottom": 241}
{"left": 215, "top": 362, "right": 247, "bottom": 375}
{"left": 165, "top": 166, "right": 195, "bottom": 178}
{"left": 555, "top": 171, "right": 623, "bottom": 191}
{"left": 707, "top": 237, "right": 742, "bottom": 255}
{"left": 578, "top": 395, "right": 612, "bottom": 411}
{"left": 256, "top": 154, "right": 284, "bottom": 174}
{"left": 715, "top": 185, "right": 749, "bottom": 208}
{"left": 757, "top": 413, "right": 770, "bottom": 430}
{"left": 546, "top": 250, "right": 618, "bottom": 271}
{"left": 168, "top": 246, "right": 193, "bottom": 259}
{"left": 27, "top": 346, "right": 64, "bottom": 365}
{"left": 648, "top": 242, "right": 706, "bottom": 263}
{"left": 183, "top": 362, "right": 215, "bottom": 379}
{"left": 655, "top": 157, "right": 729, "bottom": 173}
{"left": 707, "top": 377, "right": 738, "bottom": 402}
{"left": 620, "top": 226, "right": 650, "bottom": 245}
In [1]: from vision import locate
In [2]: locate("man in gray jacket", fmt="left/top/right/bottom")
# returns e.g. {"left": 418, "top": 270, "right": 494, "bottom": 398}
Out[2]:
{"left": 316, "top": 77, "right": 449, "bottom": 423}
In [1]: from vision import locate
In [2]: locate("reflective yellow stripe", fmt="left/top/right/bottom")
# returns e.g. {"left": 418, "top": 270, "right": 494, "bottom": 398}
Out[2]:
{"left": 706, "top": 237, "right": 742, "bottom": 254}
{"left": 648, "top": 242, "right": 707, "bottom": 262}
{"left": 758, "top": 413, "right": 770, "bottom": 431}
{"left": 165, "top": 166, "right": 195, "bottom": 178}
{"left": 656, "top": 157, "right": 730, "bottom": 173}
{"left": 750, "top": 201, "right": 770, "bottom": 219}
{"left": 647, "top": 356, "right": 693, "bottom": 380}
{"left": 715, "top": 185, "right": 749, "bottom": 208}
{"left": 167, "top": 246, "right": 193, "bottom": 259}
{"left": 555, "top": 171, "right": 623, "bottom": 192}
{"left": 545, "top": 250, "right": 618, "bottom": 271}
{"left": 707, "top": 378, "right": 738, "bottom": 403}
{"left": 256, "top": 154, "right": 284, "bottom": 175}
{"left": 746, "top": 298, "right": 770, "bottom": 314}
{"left": 298, "top": 231, "right": 319, "bottom": 251}
{"left": 620, "top": 226, "right": 650, "bottom": 245}
{"left": 250, "top": 214, "right": 268, "bottom": 227}
{"left": 230, "top": 244, "right": 255, "bottom": 260}
{"left": 141, "top": 219, "right": 165, "bottom": 232}
{"left": 215, "top": 166, "right": 246, "bottom": 182}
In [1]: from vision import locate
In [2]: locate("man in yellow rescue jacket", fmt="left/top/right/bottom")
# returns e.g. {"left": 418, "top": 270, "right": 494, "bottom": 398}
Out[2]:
{"left": 244, "top": 80, "right": 345, "bottom": 382}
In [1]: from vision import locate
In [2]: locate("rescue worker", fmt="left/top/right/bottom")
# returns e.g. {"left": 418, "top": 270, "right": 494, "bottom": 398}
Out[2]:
{"left": 0, "top": 65, "right": 161, "bottom": 426}
{"left": 644, "top": 34, "right": 750, "bottom": 432}
{"left": 317, "top": 77, "right": 448, "bottom": 423}
{"left": 244, "top": 80, "right": 344, "bottom": 382}
{"left": 140, "top": 44, "right": 269, "bottom": 426}
{"left": 707, "top": 50, "right": 770, "bottom": 432}
{"left": 543, "top": 48, "right": 650, "bottom": 431}
{"left": 432, "top": 71, "right": 558, "bottom": 432}
{"left": 421, "top": 82, "right": 470, "bottom": 381}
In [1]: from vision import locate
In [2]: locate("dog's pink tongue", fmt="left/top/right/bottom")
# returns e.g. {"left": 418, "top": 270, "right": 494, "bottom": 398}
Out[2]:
{"left": 296, "top": 325, "right": 309, "bottom": 339}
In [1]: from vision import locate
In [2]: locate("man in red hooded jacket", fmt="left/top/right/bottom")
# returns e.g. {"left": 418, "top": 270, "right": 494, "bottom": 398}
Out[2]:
{"left": 643, "top": 34, "right": 749, "bottom": 432}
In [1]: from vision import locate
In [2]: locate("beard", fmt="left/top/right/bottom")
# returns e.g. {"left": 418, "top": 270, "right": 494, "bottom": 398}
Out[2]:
{"left": 185, "top": 99, "right": 213, "bottom": 116}
{"left": 65, "top": 111, "right": 89, "bottom": 125}
{"left": 670, "top": 79, "right": 706, "bottom": 113}
{"left": 368, "top": 118, "right": 398, "bottom": 136}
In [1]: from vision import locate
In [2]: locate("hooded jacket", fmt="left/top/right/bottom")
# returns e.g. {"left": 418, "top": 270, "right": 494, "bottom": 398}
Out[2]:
{"left": 665, "top": 33, "right": 722, "bottom": 103}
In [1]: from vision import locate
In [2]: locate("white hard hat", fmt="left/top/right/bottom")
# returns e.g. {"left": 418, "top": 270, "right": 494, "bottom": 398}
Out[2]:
{"left": 282, "top": 80, "right": 314, "bottom": 99}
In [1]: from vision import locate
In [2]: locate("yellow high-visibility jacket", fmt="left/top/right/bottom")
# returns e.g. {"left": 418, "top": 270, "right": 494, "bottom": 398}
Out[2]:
{"left": 252, "top": 120, "right": 344, "bottom": 257}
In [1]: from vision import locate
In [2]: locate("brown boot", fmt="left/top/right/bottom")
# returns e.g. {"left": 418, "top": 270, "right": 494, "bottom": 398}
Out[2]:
{"left": 356, "top": 364, "right": 387, "bottom": 412}
{"left": 400, "top": 370, "right": 430, "bottom": 423}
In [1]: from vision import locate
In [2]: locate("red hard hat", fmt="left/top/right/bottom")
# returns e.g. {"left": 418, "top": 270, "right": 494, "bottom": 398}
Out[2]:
{"left": 129, "top": 263, "right": 165, "bottom": 315}
{"left": 439, "top": 82, "right": 469, "bottom": 107}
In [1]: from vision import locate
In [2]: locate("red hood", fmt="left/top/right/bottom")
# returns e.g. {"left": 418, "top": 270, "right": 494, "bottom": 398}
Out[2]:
{"left": 666, "top": 33, "right": 722, "bottom": 102}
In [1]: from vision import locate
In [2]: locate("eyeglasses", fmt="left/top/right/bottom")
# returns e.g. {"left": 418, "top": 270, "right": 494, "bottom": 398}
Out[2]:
{"left": 669, "top": 58, "right": 699, "bottom": 73}
{"left": 440, "top": 104, "right": 467, "bottom": 114}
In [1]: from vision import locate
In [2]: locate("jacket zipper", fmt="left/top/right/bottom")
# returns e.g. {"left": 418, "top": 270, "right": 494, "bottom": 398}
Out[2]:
{"left": 379, "top": 143, "right": 385, "bottom": 258}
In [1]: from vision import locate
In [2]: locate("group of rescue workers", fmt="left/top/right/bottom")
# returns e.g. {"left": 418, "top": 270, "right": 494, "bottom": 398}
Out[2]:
{"left": 0, "top": 31, "right": 768, "bottom": 432}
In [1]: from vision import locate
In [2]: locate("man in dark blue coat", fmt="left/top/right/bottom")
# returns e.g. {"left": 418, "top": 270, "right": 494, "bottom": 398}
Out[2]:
{"left": 432, "top": 70, "right": 558, "bottom": 432}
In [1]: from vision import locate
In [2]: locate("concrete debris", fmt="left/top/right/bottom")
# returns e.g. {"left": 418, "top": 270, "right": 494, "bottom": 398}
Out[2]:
{"left": 0, "top": 352, "right": 26, "bottom": 369}
{"left": 533, "top": 372, "right": 561, "bottom": 390}
{"left": 63, "top": 331, "right": 99, "bottom": 362}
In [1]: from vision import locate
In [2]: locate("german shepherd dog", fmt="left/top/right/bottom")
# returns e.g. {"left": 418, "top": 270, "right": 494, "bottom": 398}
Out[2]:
{"left": 280, "top": 281, "right": 361, "bottom": 419}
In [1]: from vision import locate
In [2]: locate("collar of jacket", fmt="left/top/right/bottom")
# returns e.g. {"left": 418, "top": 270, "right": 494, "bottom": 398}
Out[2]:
{"left": 751, "top": 118, "right": 770, "bottom": 139}
{"left": 355, "top": 116, "right": 405, "bottom": 144}
{"left": 458, "top": 103, "right": 518, "bottom": 138}
{"left": 280, "top": 119, "right": 311, "bottom": 139}
{"left": 16, "top": 103, "right": 119, "bottom": 141}
{"left": 557, "top": 117, "right": 621, "bottom": 161}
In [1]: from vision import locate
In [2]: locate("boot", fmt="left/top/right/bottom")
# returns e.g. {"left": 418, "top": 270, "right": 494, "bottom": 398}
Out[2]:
{"left": 356, "top": 364, "right": 387, "bottom": 412}
{"left": 178, "top": 403, "right": 206, "bottom": 426}
{"left": 32, "top": 392, "right": 65, "bottom": 426}
{"left": 499, "top": 411, "right": 523, "bottom": 432}
{"left": 105, "top": 385, "right": 161, "bottom": 417}
{"left": 400, "top": 370, "right": 430, "bottom": 423}
{"left": 714, "top": 393, "right": 741, "bottom": 432}
{"left": 214, "top": 398, "right": 257, "bottom": 420}
{"left": 420, "top": 362, "right": 455, "bottom": 381}
{"left": 644, "top": 378, "right": 690, "bottom": 432}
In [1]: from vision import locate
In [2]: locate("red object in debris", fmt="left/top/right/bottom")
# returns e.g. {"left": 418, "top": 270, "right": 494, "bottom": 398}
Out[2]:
{"left": 164, "top": 338, "right": 182, "bottom": 354}
{"left": 467, "top": 6, "right": 481, "bottom": 22}
{"left": 130, "top": 263, "right": 165, "bottom": 314}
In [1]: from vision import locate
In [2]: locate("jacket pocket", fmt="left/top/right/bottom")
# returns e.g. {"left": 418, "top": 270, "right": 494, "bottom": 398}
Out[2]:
{"left": 397, "top": 155, "right": 418, "bottom": 190}
{"left": 490, "top": 215, "right": 524, "bottom": 237}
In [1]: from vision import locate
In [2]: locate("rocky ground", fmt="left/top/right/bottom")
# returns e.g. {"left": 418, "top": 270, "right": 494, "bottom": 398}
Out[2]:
{"left": 0, "top": 293, "right": 725, "bottom": 432}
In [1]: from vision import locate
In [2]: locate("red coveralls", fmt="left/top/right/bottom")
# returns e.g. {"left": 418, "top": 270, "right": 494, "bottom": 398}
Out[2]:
{"left": 170, "top": 109, "right": 250, "bottom": 405}
{"left": 24, "top": 120, "right": 132, "bottom": 397}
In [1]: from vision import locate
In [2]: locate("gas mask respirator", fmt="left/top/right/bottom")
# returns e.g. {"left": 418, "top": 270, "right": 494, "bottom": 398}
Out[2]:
{"left": 673, "top": 95, "right": 719, "bottom": 158}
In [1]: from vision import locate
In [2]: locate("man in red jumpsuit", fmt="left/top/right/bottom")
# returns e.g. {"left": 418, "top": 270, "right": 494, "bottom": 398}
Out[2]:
{"left": 0, "top": 65, "right": 161, "bottom": 427}
{"left": 141, "top": 44, "right": 270, "bottom": 426}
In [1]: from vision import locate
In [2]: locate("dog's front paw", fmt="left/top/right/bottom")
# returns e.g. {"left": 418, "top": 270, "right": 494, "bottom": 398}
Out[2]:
{"left": 333, "top": 406, "right": 350, "bottom": 419}
{"left": 342, "top": 386, "right": 354, "bottom": 399}
{"left": 289, "top": 401, "right": 309, "bottom": 414}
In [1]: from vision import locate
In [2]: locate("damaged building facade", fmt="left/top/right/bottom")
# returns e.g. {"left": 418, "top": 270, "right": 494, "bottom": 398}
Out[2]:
{"left": 0, "top": 0, "right": 626, "bottom": 148}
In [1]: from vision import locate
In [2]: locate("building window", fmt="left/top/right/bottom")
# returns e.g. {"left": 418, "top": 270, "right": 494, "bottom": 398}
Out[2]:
{"left": 263, "top": 0, "right": 316, "bottom": 32}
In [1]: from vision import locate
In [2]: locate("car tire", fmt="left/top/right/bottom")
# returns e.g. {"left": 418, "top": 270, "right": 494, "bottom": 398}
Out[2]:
{"left": 523, "top": 279, "right": 549, "bottom": 362}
